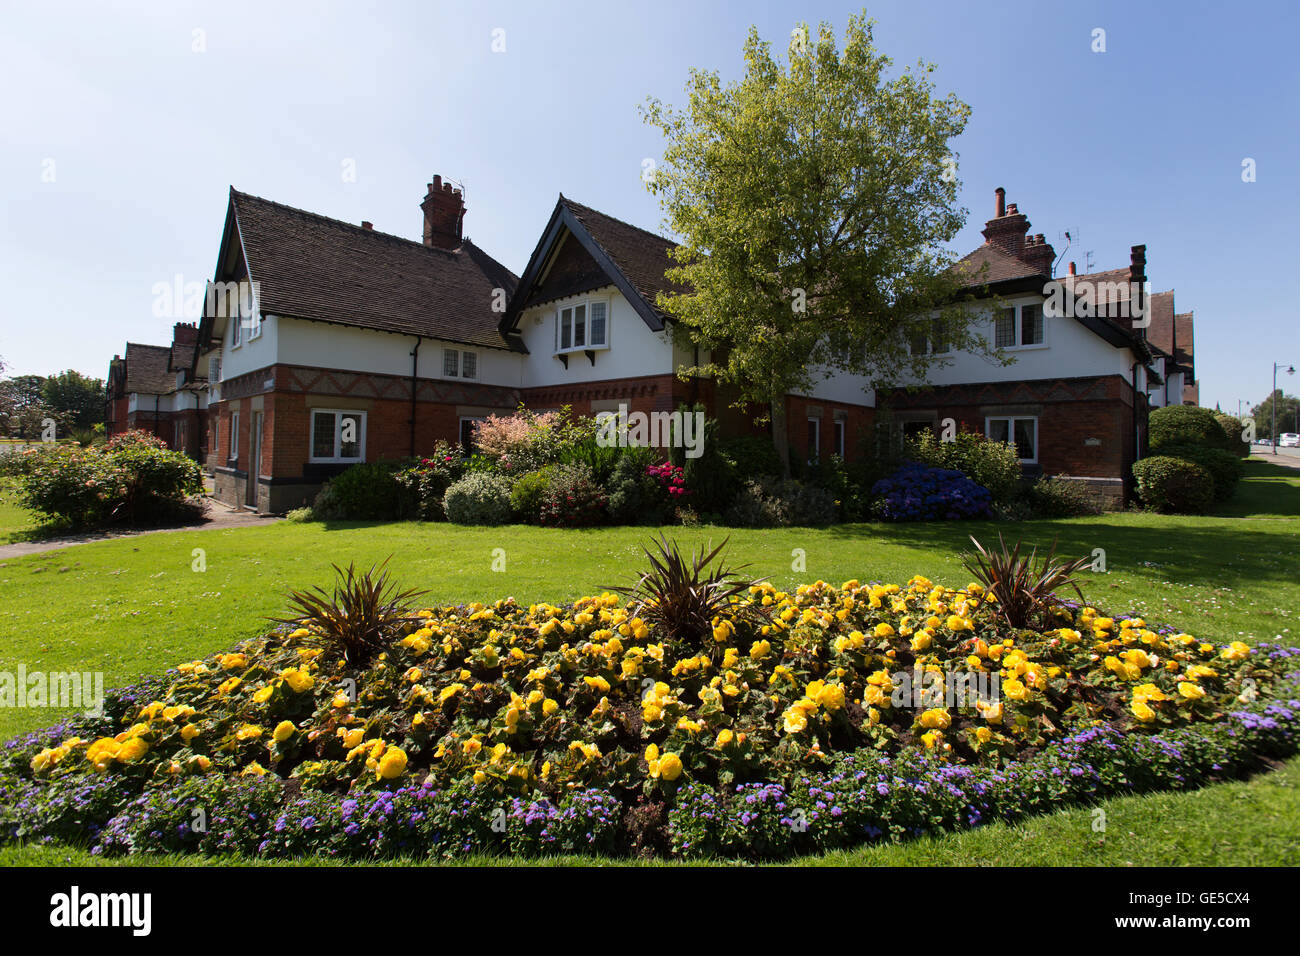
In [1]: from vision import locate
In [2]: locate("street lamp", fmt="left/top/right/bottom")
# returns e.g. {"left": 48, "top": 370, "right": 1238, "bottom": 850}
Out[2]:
{"left": 1272, "top": 362, "right": 1295, "bottom": 454}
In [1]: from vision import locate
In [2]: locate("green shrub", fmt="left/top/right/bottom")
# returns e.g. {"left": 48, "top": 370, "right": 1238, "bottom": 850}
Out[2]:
{"left": 509, "top": 467, "right": 558, "bottom": 522}
{"left": 802, "top": 454, "right": 867, "bottom": 521}
{"left": 17, "top": 437, "right": 202, "bottom": 529}
{"left": 1212, "top": 412, "right": 1251, "bottom": 458}
{"left": 717, "top": 434, "right": 783, "bottom": 478}
{"left": 1025, "top": 477, "right": 1106, "bottom": 518}
{"left": 1132, "top": 456, "right": 1214, "bottom": 514}
{"left": 443, "top": 472, "right": 513, "bottom": 525}
{"left": 311, "top": 461, "right": 411, "bottom": 521}
{"left": 678, "top": 415, "right": 737, "bottom": 514}
{"left": 605, "top": 450, "right": 668, "bottom": 525}
{"left": 538, "top": 464, "right": 608, "bottom": 527}
{"left": 905, "top": 429, "right": 1023, "bottom": 504}
{"left": 1153, "top": 443, "right": 1242, "bottom": 502}
{"left": 1148, "top": 405, "right": 1232, "bottom": 452}
{"left": 725, "top": 477, "right": 837, "bottom": 527}
{"left": 559, "top": 437, "right": 623, "bottom": 485}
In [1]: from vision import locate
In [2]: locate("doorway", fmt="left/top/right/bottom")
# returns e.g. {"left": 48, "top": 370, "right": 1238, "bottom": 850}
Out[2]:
{"left": 246, "top": 411, "right": 262, "bottom": 508}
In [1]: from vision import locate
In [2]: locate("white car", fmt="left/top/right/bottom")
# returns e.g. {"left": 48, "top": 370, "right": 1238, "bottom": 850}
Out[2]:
{"left": 1281, "top": 433, "right": 1300, "bottom": 448}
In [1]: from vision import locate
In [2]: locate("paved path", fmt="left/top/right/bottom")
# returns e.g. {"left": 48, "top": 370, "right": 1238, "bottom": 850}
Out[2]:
{"left": 0, "top": 498, "right": 281, "bottom": 560}
{"left": 1253, "top": 447, "right": 1300, "bottom": 469}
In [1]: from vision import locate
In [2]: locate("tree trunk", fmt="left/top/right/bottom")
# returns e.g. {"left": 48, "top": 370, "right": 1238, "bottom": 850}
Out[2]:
{"left": 771, "top": 392, "right": 791, "bottom": 480}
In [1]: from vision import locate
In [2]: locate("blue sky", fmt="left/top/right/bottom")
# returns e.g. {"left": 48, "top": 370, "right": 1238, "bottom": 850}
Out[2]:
{"left": 2, "top": 0, "right": 1296, "bottom": 414}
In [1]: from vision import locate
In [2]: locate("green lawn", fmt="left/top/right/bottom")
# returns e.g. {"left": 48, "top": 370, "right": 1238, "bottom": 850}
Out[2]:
{"left": 1, "top": 457, "right": 1298, "bottom": 865}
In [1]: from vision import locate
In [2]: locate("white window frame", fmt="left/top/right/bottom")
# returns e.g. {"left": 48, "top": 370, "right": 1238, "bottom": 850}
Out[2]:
{"left": 995, "top": 302, "right": 1047, "bottom": 351}
{"left": 230, "top": 304, "right": 242, "bottom": 348}
{"left": 229, "top": 411, "right": 240, "bottom": 460}
{"left": 833, "top": 419, "right": 846, "bottom": 458}
{"left": 441, "top": 347, "right": 479, "bottom": 381}
{"left": 309, "top": 408, "right": 368, "bottom": 464}
{"left": 555, "top": 295, "right": 612, "bottom": 355}
{"left": 807, "top": 417, "right": 820, "bottom": 463}
{"left": 985, "top": 415, "right": 1038, "bottom": 464}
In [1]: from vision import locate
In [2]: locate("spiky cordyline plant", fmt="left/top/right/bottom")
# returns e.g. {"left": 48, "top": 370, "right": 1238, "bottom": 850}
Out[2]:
{"left": 606, "top": 535, "right": 769, "bottom": 646}
{"left": 272, "top": 559, "right": 426, "bottom": 667}
{"left": 961, "top": 534, "right": 1090, "bottom": 630}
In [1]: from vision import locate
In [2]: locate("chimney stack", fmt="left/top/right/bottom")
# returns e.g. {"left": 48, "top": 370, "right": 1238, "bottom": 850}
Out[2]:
{"left": 172, "top": 322, "right": 198, "bottom": 346}
{"left": 1068, "top": 261, "right": 1076, "bottom": 276}
{"left": 361, "top": 221, "right": 373, "bottom": 231}
{"left": 421, "top": 174, "right": 466, "bottom": 250}
{"left": 981, "top": 190, "right": 1031, "bottom": 259}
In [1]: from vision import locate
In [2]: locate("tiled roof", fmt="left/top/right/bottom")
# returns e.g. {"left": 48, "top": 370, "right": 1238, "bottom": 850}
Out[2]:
{"left": 558, "top": 197, "right": 681, "bottom": 317}
{"left": 953, "top": 244, "right": 1046, "bottom": 287}
{"left": 169, "top": 337, "right": 197, "bottom": 374}
{"left": 229, "top": 189, "right": 519, "bottom": 350}
{"left": 123, "top": 343, "right": 174, "bottom": 395}
{"left": 1174, "top": 311, "right": 1194, "bottom": 371}
{"left": 1144, "top": 291, "right": 1176, "bottom": 355}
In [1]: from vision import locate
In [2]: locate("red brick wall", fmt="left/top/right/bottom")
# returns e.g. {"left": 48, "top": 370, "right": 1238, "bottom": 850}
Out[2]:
{"left": 881, "top": 373, "right": 1139, "bottom": 481}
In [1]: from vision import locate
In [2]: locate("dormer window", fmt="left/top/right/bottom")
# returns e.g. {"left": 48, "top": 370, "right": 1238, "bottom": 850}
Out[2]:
{"left": 556, "top": 297, "right": 610, "bottom": 354}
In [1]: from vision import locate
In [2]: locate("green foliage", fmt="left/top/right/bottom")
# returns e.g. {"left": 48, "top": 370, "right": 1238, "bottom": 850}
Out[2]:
{"left": 443, "top": 472, "right": 513, "bottom": 526}
{"left": 274, "top": 560, "right": 425, "bottom": 667}
{"left": 1133, "top": 456, "right": 1215, "bottom": 514}
{"left": 559, "top": 436, "right": 623, "bottom": 485}
{"left": 41, "top": 370, "right": 105, "bottom": 430}
{"left": 605, "top": 450, "right": 669, "bottom": 525}
{"left": 606, "top": 535, "right": 769, "bottom": 644}
{"left": 1024, "top": 477, "right": 1106, "bottom": 518}
{"left": 717, "top": 434, "right": 783, "bottom": 478}
{"left": 802, "top": 454, "right": 867, "bottom": 520}
{"left": 642, "top": 12, "right": 975, "bottom": 472}
{"left": 1249, "top": 389, "right": 1300, "bottom": 441}
{"left": 1153, "top": 444, "right": 1242, "bottom": 502}
{"left": 394, "top": 442, "right": 465, "bottom": 521}
{"left": 509, "top": 467, "right": 559, "bottom": 522}
{"left": 905, "top": 429, "right": 1023, "bottom": 504}
{"left": 676, "top": 414, "right": 737, "bottom": 514}
{"left": 16, "top": 434, "right": 201, "bottom": 529}
{"left": 724, "top": 477, "right": 837, "bottom": 527}
{"left": 311, "top": 461, "right": 412, "bottom": 521}
{"left": 962, "top": 534, "right": 1090, "bottom": 630}
{"left": 1212, "top": 413, "right": 1250, "bottom": 458}
{"left": 537, "top": 464, "right": 608, "bottom": 527}
{"left": 1149, "top": 405, "right": 1233, "bottom": 453}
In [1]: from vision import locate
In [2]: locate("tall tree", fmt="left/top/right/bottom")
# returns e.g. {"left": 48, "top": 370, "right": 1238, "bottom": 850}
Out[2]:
{"left": 642, "top": 12, "right": 983, "bottom": 475}
{"left": 1252, "top": 389, "right": 1300, "bottom": 439}
{"left": 0, "top": 374, "right": 48, "bottom": 438}
{"left": 42, "top": 369, "right": 105, "bottom": 430}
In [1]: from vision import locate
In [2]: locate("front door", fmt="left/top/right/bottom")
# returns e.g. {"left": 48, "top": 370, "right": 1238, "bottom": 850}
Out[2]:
{"left": 246, "top": 411, "right": 262, "bottom": 508}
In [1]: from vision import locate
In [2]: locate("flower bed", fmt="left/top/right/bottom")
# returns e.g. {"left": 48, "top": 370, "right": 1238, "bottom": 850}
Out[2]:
{"left": 3, "top": 574, "right": 1297, "bottom": 860}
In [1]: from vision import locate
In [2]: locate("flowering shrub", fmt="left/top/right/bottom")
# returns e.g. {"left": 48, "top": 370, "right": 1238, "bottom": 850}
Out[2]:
{"left": 871, "top": 463, "right": 992, "bottom": 521}
{"left": 646, "top": 462, "right": 690, "bottom": 500}
{"left": 471, "top": 405, "right": 594, "bottom": 476}
{"left": 904, "top": 430, "right": 1023, "bottom": 504}
{"left": 17, "top": 432, "right": 201, "bottom": 529}
{"left": 537, "top": 464, "right": 608, "bottom": 527}
{"left": 394, "top": 442, "right": 466, "bottom": 521}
